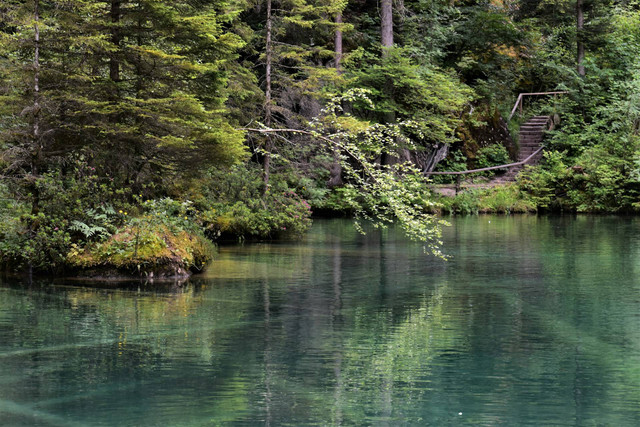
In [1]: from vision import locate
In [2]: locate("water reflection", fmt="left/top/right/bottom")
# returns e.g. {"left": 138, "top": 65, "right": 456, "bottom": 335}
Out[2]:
{"left": 1, "top": 216, "right": 639, "bottom": 425}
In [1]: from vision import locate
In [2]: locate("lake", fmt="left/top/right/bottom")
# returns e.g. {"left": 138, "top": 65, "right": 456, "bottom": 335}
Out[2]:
{"left": 1, "top": 216, "right": 639, "bottom": 425}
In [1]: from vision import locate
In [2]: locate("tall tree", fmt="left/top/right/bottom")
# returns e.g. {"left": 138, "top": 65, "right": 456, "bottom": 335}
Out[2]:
{"left": 577, "top": 0, "right": 585, "bottom": 76}
{"left": 1, "top": 0, "right": 246, "bottom": 196}
{"left": 263, "top": 0, "right": 274, "bottom": 192}
{"left": 335, "top": 12, "right": 343, "bottom": 70}
{"left": 380, "top": 0, "right": 393, "bottom": 53}
{"left": 243, "top": 0, "right": 346, "bottom": 190}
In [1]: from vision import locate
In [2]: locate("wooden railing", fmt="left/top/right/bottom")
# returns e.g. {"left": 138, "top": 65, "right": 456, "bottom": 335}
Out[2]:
{"left": 424, "top": 146, "right": 544, "bottom": 176}
{"left": 424, "top": 114, "right": 554, "bottom": 180}
{"left": 422, "top": 93, "right": 564, "bottom": 186}
{"left": 508, "top": 91, "right": 568, "bottom": 121}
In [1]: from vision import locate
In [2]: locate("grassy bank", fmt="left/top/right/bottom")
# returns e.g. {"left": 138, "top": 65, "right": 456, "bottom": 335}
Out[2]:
{"left": 431, "top": 184, "right": 537, "bottom": 215}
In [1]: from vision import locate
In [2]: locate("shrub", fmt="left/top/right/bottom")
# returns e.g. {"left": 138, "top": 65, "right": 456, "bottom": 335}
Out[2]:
{"left": 199, "top": 190, "right": 312, "bottom": 240}
{"left": 430, "top": 150, "right": 468, "bottom": 184}
{"left": 188, "top": 165, "right": 314, "bottom": 240}
{"left": 437, "top": 184, "right": 536, "bottom": 214}
{"left": 0, "top": 162, "right": 133, "bottom": 272}
{"left": 0, "top": 212, "right": 72, "bottom": 271}
{"left": 313, "top": 186, "right": 361, "bottom": 213}
{"left": 474, "top": 144, "right": 510, "bottom": 176}
{"left": 67, "top": 216, "right": 214, "bottom": 277}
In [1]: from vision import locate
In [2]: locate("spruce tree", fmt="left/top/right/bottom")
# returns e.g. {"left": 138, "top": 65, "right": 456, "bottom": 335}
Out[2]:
{"left": 0, "top": 0, "right": 246, "bottom": 196}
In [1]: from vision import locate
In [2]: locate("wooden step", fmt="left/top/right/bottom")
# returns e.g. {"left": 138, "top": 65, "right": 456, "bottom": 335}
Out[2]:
{"left": 516, "top": 114, "right": 547, "bottom": 168}
{"left": 520, "top": 129, "right": 544, "bottom": 134}
{"left": 519, "top": 151, "right": 542, "bottom": 158}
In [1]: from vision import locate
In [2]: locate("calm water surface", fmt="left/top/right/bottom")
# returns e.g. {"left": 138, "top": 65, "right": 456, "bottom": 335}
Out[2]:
{"left": 1, "top": 216, "right": 639, "bottom": 426}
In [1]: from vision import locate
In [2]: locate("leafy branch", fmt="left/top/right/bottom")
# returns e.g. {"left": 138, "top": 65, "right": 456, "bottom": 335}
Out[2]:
{"left": 242, "top": 89, "right": 448, "bottom": 257}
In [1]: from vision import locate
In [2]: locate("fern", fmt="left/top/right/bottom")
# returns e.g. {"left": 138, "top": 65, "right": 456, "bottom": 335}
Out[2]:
{"left": 69, "top": 204, "right": 118, "bottom": 241}
{"left": 70, "top": 220, "right": 108, "bottom": 239}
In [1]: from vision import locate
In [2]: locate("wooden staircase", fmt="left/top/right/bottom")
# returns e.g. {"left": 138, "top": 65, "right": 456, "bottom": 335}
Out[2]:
{"left": 429, "top": 113, "right": 555, "bottom": 195}
{"left": 491, "top": 115, "right": 551, "bottom": 183}
{"left": 518, "top": 115, "right": 550, "bottom": 162}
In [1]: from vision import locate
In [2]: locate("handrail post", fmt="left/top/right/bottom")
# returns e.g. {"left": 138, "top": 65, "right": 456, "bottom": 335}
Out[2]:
{"left": 508, "top": 91, "right": 567, "bottom": 121}
{"left": 519, "top": 97, "right": 523, "bottom": 116}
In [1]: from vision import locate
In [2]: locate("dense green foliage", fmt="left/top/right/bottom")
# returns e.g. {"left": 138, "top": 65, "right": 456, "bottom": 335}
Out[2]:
{"left": 515, "top": 6, "right": 640, "bottom": 213}
{"left": 2, "top": 0, "right": 640, "bottom": 273}
{"left": 435, "top": 184, "right": 537, "bottom": 215}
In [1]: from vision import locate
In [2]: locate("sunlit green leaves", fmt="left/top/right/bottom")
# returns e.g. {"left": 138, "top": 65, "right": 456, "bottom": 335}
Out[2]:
{"left": 311, "top": 90, "right": 449, "bottom": 257}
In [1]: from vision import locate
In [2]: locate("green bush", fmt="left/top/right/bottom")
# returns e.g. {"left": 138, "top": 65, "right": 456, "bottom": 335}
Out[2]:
{"left": 67, "top": 216, "right": 214, "bottom": 276}
{"left": 0, "top": 211, "right": 72, "bottom": 271}
{"left": 437, "top": 184, "right": 536, "bottom": 214}
{"left": 313, "top": 186, "right": 361, "bottom": 213}
{"left": 475, "top": 144, "right": 510, "bottom": 176}
{"left": 0, "top": 163, "right": 132, "bottom": 272}
{"left": 517, "top": 144, "right": 640, "bottom": 213}
{"left": 200, "top": 190, "right": 312, "bottom": 240}
{"left": 186, "top": 165, "right": 314, "bottom": 240}
{"left": 430, "top": 150, "right": 468, "bottom": 184}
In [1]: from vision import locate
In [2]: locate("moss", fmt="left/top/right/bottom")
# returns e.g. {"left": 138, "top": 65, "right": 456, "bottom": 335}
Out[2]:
{"left": 67, "top": 219, "right": 214, "bottom": 277}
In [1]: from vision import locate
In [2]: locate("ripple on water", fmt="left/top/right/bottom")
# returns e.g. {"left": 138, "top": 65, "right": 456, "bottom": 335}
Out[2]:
{"left": 0, "top": 217, "right": 639, "bottom": 425}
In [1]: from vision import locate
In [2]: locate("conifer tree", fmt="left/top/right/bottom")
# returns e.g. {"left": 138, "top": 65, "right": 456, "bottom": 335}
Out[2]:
{"left": 243, "top": 0, "right": 347, "bottom": 189}
{"left": 1, "top": 0, "right": 246, "bottom": 196}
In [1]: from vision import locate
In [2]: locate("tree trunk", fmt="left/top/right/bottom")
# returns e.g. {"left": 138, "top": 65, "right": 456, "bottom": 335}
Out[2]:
{"left": 380, "top": 0, "right": 396, "bottom": 165}
{"left": 416, "top": 143, "right": 448, "bottom": 173}
{"left": 328, "top": 12, "right": 344, "bottom": 187}
{"left": 110, "top": 1, "right": 121, "bottom": 82}
{"left": 335, "top": 13, "right": 343, "bottom": 70}
{"left": 380, "top": 0, "right": 393, "bottom": 54}
{"left": 263, "top": 0, "right": 273, "bottom": 194}
{"left": 31, "top": 0, "right": 41, "bottom": 215}
{"left": 576, "top": 0, "right": 585, "bottom": 76}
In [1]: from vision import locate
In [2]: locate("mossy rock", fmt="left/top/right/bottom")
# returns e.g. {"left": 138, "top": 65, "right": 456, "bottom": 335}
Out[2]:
{"left": 67, "top": 220, "right": 215, "bottom": 278}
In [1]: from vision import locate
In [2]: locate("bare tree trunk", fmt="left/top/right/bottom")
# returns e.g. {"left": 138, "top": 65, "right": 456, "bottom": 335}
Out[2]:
{"left": 381, "top": 0, "right": 393, "bottom": 54}
{"left": 136, "top": 13, "right": 143, "bottom": 96}
{"left": 31, "top": 0, "right": 41, "bottom": 216}
{"left": 33, "top": 0, "right": 40, "bottom": 149}
{"left": 334, "top": 14, "right": 343, "bottom": 70}
{"left": 110, "top": 1, "right": 121, "bottom": 82}
{"left": 417, "top": 143, "right": 449, "bottom": 173}
{"left": 380, "top": 0, "right": 396, "bottom": 165}
{"left": 263, "top": 0, "right": 274, "bottom": 194}
{"left": 576, "top": 0, "right": 585, "bottom": 76}
{"left": 28, "top": 0, "right": 42, "bottom": 277}
{"left": 328, "top": 12, "right": 344, "bottom": 187}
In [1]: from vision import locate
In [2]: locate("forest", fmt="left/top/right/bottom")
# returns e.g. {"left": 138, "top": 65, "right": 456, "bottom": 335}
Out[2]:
{"left": 2, "top": 0, "right": 640, "bottom": 275}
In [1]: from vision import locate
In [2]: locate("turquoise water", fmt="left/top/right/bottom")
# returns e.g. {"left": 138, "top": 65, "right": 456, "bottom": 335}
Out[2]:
{"left": 1, "top": 216, "right": 639, "bottom": 425}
